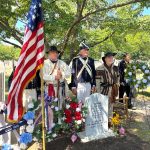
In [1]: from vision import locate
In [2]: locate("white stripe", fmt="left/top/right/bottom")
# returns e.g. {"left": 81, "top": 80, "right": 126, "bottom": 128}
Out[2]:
{"left": 23, "top": 30, "right": 32, "bottom": 44}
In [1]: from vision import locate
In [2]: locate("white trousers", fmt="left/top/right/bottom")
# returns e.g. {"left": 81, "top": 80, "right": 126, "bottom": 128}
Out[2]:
{"left": 77, "top": 82, "right": 91, "bottom": 104}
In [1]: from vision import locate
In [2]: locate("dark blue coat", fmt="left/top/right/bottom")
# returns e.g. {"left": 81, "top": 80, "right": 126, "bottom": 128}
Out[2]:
{"left": 70, "top": 56, "right": 96, "bottom": 88}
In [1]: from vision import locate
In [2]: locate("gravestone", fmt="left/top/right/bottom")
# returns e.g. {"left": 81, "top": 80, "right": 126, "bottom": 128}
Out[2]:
{"left": 78, "top": 93, "right": 114, "bottom": 142}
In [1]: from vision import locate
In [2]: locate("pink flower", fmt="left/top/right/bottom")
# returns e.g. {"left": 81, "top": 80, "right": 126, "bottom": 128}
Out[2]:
{"left": 119, "top": 127, "right": 125, "bottom": 135}
{"left": 71, "top": 134, "right": 78, "bottom": 143}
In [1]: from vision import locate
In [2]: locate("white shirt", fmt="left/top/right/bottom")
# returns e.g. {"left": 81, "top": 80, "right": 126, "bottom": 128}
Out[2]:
{"left": 43, "top": 59, "right": 71, "bottom": 84}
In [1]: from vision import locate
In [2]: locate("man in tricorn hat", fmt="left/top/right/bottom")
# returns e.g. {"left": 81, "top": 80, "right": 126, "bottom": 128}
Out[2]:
{"left": 96, "top": 52, "right": 120, "bottom": 118}
{"left": 70, "top": 42, "right": 96, "bottom": 103}
{"left": 43, "top": 46, "right": 71, "bottom": 109}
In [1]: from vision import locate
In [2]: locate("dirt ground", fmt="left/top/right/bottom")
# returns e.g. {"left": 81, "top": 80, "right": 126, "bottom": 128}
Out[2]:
{"left": 29, "top": 132, "right": 150, "bottom": 150}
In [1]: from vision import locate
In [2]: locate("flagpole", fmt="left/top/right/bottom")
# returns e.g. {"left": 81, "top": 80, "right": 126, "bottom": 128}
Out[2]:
{"left": 40, "top": 69, "right": 46, "bottom": 150}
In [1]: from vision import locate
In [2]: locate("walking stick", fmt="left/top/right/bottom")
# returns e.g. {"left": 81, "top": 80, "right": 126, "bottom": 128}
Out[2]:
{"left": 57, "top": 68, "right": 61, "bottom": 124}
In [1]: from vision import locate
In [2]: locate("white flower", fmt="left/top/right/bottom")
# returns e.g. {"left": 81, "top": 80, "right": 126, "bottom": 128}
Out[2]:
{"left": 126, "top": 79, "right": 129, "bottom": 83}
{"left": 48, "top": 138, "right": 52, "bottom": 142}
{"left": 145, "top": 70, "right": 149, "bottom": 74}
{"left": 133, "top": 66, "right": 136, "bottom": 69}
{"left": 133, "top": 79, "right": 136, "bottom": 82}
{"left": 62, "top": 117, "right": 66, "bottom": 121}
{"left": 76, "top": 120, "right": 82, "bottom": 124}
{"left": 142, "top": 65, "right": 146, "bottom": 69}
{"left": 82, "top": 119, "right": 85, "bottom": 122}
{"left": 20, "top": 143, "right": 27, "bottom": 149}
{"left": 26, "top": 125, "right": 34, "bottom": 133}
{"left": 52, "top": 133, "right": 57, "bottom": 138}
{"left": 66, "top": 104, "right": 70, "bottom": 109}
{"left": 128, "top": 72, "right": 132, "bottom": 76}
{"left": 28, "top": 102, "right": 34, "bottom": 109}
{"left": 52, "top": 123, "right": 55, "bottom": 128}
{"left": 55, "top": 107, "right": 59, "bottom": 111}
{"left": 76, "top": 107, "right": 81, "bottom": 112}
{"left": 27, "top": 120, "right": 33, "bottom": 125}
{"left": 148, "top": 76, "right": 150, "bottom": 80}
{"left": 142, "top": 79, "right": 147, "bottom": 83}
{"left": 137, "top": 80, "right": 141, "bottom": 84}
{"left": 51, "top": 105, "right": 54, "bottom": 109}
{"left": 135, "top": 84, "right": 139, "bottom": 88}
{"left": 33, "top": 137, "right": 38, "bottom": 142}
{"left": 137, "top": 78, "right": 141, "bottom": 81}
{"left": 54, "top": 98, "right": 58, "bottom": 102}
{"left": 48, "top": 130, "right": 52, "bottom": 134}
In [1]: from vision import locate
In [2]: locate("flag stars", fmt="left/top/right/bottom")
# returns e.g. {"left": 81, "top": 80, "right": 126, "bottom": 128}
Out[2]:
{"left": 33, "top": 5, "right": 37, "bottom": 9}
{"left": 39, "top": 3, "right": 41, "bottom": 7}
{"left": 32, "top": 15, "right": 36, "bottom": 20}
{"left": 31, "top": 26, "right": 34, "bottom": 30}
{"left": 34, "top": 9, "right": 37, "bottom": 13}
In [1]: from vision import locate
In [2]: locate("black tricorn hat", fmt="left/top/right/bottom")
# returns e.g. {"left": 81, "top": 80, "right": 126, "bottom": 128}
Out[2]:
{"left": 48, "top": 46, "right": 60, "bottom": 53}
{"left": 102, "top": 52, "right": 117, "bottom": 62}
{"left": 79, "top": 42, "right": 89, "bottom": 50}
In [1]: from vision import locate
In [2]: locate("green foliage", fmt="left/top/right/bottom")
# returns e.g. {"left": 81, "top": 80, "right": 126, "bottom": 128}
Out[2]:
{"left": 0, "top": 0, "right": 149, "bottom": 59}
{"left": 0, "top": 44, "right": 20, "bottom": 60}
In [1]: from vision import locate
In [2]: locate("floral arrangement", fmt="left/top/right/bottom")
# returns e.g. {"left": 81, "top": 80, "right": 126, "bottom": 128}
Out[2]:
{"left": 125, "top": 61, "right": 150, "bottom": 89}
{"left": 32, "top": 95, "right": 87, "bottom": 143}
{"left": 1, "top": 95, "right": 87, "bottom": 149}
{"left": 111, "top": 112, "right": 125, "bottom": 136}
{"left": 61, "top": 97, "right": 87, "bottom": 142}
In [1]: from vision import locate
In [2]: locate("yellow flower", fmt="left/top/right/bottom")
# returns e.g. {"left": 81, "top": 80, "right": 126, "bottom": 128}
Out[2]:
{"left": 111, "top": 116, "right": 120, "bottom": 125}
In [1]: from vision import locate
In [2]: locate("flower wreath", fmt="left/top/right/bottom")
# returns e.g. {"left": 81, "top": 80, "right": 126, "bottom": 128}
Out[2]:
{"left": 125, "top": 61, "right": 150, "bottom": 89}
{"left": 32, "top": 94, "right": 87, "bottom": 143}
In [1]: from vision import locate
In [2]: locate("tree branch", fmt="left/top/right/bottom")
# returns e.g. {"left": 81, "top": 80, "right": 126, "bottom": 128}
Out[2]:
{"left": 0, "top": 20, "right": 23, "bottom": 45}
{"left": 2, "top": 39, "right": 22, "bottom": 49}
{"left": 61, "top": 0, "right": 143, "bottom": 55}
{"left": 89, "top": 31, "right": 115, "bottom": 47}
{"left": 81, "top": 0, "right": 142, "bottom": 21}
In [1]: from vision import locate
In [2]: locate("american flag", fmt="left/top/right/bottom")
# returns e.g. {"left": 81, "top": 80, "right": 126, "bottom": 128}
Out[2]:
{"left": 7, "top": 0, "right": 44, "bottom": 122}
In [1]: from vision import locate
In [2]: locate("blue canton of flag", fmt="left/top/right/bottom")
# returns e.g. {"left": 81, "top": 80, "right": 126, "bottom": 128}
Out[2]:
{"left": 27, "top": 0, "right": 43, "bottom": 31}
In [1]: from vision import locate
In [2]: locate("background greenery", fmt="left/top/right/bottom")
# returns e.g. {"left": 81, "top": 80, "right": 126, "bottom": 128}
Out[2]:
{"left": 0, "top": 0, "right": 150, "bottom": 60}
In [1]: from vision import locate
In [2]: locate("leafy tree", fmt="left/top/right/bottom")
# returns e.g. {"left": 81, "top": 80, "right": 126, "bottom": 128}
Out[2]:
{"left": 0, "top": 0, "right": 149, "bottom": 59}
{"left": 0, "top": 44, "right": 20, "bottom": 60}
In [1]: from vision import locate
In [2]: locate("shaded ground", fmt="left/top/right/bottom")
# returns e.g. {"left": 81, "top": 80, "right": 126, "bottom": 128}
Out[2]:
{"left": 44, "top": 133, "right": 150, "bottom": 150}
